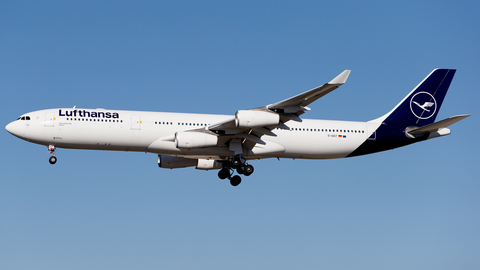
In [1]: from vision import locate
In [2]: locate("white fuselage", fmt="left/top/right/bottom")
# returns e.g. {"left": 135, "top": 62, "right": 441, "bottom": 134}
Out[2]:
{"left": 6, "top": 108, "right": 378, "bottom": 160}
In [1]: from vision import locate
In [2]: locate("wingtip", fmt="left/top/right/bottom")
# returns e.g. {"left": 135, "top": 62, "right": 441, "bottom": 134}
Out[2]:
{"left": 329, "top": 70, "right": 351, "bottom": 85}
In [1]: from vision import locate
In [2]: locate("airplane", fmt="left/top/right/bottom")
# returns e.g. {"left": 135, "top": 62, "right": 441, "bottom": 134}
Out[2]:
{"left": 5, "top": 69, "right": 470, "bottom": 186}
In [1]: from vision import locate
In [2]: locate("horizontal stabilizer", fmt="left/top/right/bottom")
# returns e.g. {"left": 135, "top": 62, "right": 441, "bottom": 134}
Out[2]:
{"left": 408, "top": 114, "right": 471, "bottom": 135}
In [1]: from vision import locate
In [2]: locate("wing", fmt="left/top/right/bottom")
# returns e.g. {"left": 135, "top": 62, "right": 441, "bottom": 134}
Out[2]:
{"left": 205, "top": 70, "right": 351, "bottom": 156}
{"left": 267, "top": 70, "right": 351, "bottom": 113}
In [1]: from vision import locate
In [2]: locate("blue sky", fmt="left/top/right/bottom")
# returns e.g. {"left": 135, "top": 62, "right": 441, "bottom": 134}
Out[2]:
{"left": 1, "top": 1, "right": 479, "bottom": 269}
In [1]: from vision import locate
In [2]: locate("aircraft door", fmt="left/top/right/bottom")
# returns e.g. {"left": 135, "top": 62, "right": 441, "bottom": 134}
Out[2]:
{"left": 45, "top": 112, "right": 54, "bottom": 127}
{"left": 131, "top": 115, "right": 141, "bottom": 130}
{"left": 367, "top": 125, "right": 376, "bottom": 140}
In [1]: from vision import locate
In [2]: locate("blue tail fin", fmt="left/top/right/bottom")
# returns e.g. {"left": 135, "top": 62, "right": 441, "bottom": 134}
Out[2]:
{"left": 376, "top": 69, "right": 456, "bottom": 126}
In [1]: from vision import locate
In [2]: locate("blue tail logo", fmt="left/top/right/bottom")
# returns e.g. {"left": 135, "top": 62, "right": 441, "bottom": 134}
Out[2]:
{"left": 410, "top": 92, "right": 436, "bottom": 119}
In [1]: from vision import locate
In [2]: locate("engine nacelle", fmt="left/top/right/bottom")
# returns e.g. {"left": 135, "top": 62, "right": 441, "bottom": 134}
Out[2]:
{"left": 196, "top": 159, "right": 222, "bottom": 170}
{"left": 158, "top": 155, "right": 197, "bottom": 169}
{"left": 175, "top": 132, "right": 218, "bottom": 149}
{"left": 235, "top": 110, "right": 280, "bottom": 128}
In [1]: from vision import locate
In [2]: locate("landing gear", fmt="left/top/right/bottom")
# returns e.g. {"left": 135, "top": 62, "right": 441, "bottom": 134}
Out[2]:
{"left": 48, "top": 145, "right": 57, "bottom": 164}
{"left": 218, "top": 156, "right": 255, "bottom": 186}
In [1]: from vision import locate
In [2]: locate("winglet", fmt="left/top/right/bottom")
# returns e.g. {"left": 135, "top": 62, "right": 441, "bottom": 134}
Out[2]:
{"left": 329, "top": 70, "right": 351, "bottom": 85}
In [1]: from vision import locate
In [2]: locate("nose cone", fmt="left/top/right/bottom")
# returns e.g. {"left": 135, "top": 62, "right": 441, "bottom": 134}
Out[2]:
{"left": 5, "top": 121, "right": 22, "bottom": 138}
{"left": 6, "top": 122, "right": 14, "bottom": 134}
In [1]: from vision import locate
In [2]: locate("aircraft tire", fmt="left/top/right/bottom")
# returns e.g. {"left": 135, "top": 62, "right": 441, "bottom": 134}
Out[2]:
{"left": 218, "top": 168, "right": 230, "bottom": 180}
{"left": 49, "top": 156, "right": 57, "bottom": 164}
{"left": 231, "top": 158, "right": 242, "bottom": 169}
{"left": 243, "top": 165, "right": 254, "bottom": 176}
{"left": 230, "top": 175, "right": 241, "bottom": 186}
{"left": 236, "top": 166, "right": 245, "bottom": 175}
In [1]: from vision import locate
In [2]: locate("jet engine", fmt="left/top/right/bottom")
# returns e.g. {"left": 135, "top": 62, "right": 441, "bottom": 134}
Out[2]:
{"left": 158, "top": 155, "right": 222, "bottom": 170}
{"left": 158, "top": 155, "right": 197, "bottom": 168}
{"left": 196, "top": 159, "right": 222, "bottom": 170}
{"left": 235, "top": 110, "right": 280, "bottom": 128}
{"left": 174, "top": 132, "right": 218, "bottom": 149}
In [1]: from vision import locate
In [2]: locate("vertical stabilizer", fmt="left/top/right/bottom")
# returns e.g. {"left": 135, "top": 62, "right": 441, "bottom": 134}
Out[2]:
{"left": 372, "top": 69, "right": 456, "bottom": 126}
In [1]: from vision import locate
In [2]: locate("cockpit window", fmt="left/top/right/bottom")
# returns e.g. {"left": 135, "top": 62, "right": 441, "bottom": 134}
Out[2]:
{"left": 17, "top": 116, "right": 31, "bottom": 121}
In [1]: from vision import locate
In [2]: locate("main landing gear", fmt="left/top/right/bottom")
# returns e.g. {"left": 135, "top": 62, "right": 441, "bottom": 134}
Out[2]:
{"left": 48, "top": 145, "right": 57, "bottom": 164}
{"left": 218, "top": 156, "right": 254, "bottom": 186}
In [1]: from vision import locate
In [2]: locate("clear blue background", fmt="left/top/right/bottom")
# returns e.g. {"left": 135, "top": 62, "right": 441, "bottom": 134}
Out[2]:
{"left": 1, "top": 1, "right": 479, "bottom": 269}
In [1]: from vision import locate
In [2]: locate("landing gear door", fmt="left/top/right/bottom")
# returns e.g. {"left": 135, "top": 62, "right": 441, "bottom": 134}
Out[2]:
{"left": 45, "top": 112, "right": 54, "bottom": 127}
{"left": 367, "top": 125, "right": 376, "bottom": 140}
{"left": 131, "top": 115, "right": 141, "bottom": 130}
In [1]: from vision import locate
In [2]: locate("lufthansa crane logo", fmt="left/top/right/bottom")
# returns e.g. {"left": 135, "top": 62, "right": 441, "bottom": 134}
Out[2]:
{"left": 410, "top": 92, "right": 436, "bottom": 119}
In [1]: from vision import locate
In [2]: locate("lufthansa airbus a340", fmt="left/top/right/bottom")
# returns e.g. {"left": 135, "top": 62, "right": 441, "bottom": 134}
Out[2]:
{"left": 6, "top": 69, "right": 470, "bottom": 186}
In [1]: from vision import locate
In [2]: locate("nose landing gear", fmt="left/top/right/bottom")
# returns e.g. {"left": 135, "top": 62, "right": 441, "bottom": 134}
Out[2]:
{"left": 48, "top": 145, "right": 57, "bottom": 164}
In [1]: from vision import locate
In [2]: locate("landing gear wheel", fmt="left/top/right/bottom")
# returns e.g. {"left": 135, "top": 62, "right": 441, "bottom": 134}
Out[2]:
{"left": 243, "top": 164, "right": 254, "bottom": 176}
{"left": 236, "top": 166, "right": 245, "bottom": 175}
{"left": 229, "top": 175, "right": 242, "bottom": 186}
{"left": 49, "top": 156, "right": 57, "bottom": 164}
{"left": 218, "top": 168, "right": 231, "bottom": 180}
{"left": 231, "top": 158, "right": 242, "bottom": 169}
